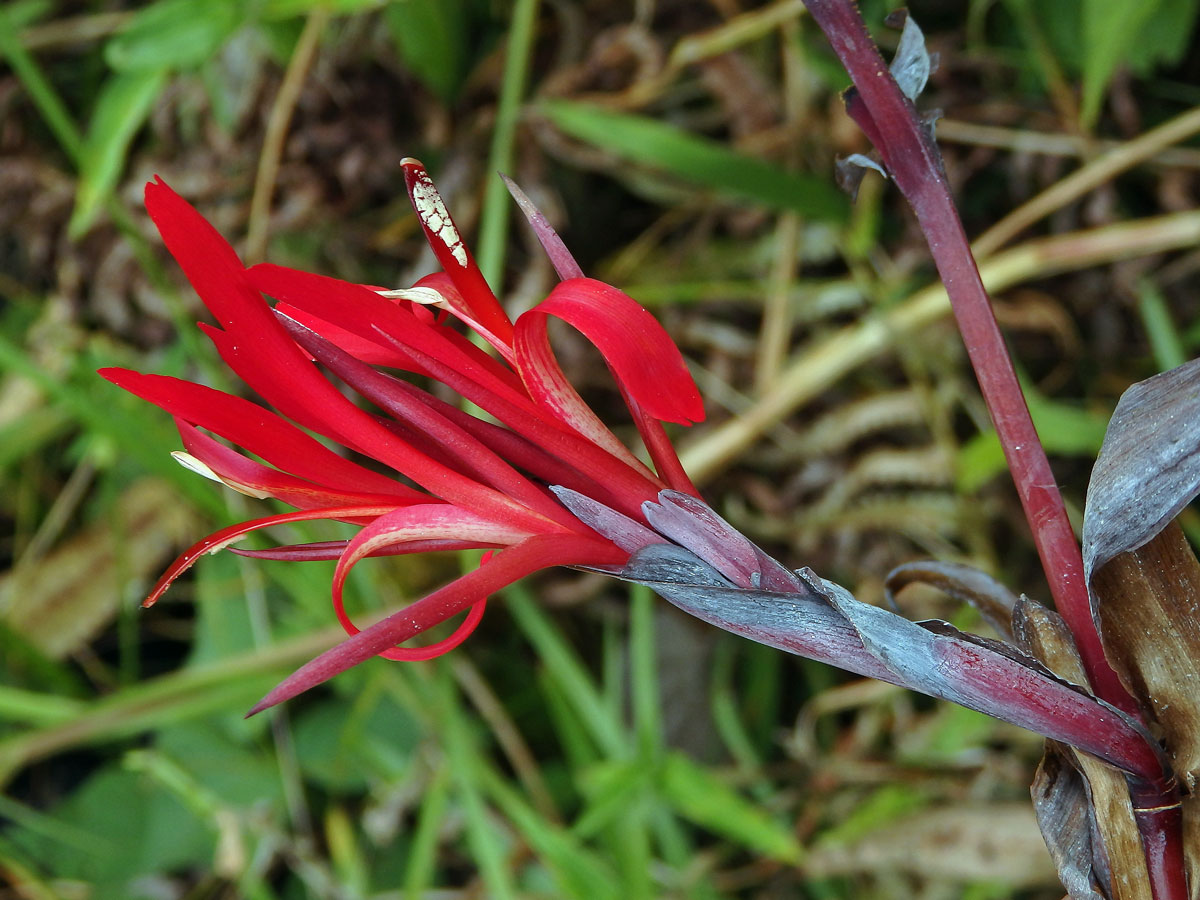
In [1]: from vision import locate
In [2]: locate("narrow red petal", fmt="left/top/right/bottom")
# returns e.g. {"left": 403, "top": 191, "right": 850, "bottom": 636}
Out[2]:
{"left": 247, "top": 263, "right": 527, "bottom": 402}
{"left": 143, "top": 179, "right": 354, "bottom": 443}
{"left": 621, "top": 390, "right": 700, "bottom": 495}
{"left": 198, "top": 328, "right": 566, "bottom": 535}
{"left": 399, "top": 272, "right": 516, "bottom": 362}
{"left": 282, "top": 316, "right": 587, "bottom": 532}
{"left": 232, "top": 537, "right": 494, "bottom": 561}
{"left": 141, "top": 504, "right": 400, "bottom": 607}
{"left": 380, "top": 332, "right": 666, "bottom": 518}
{"left": 177, "top": 421, "right": 410, "bottom": 509}
{"left": 144, "top": 178, "right": 274, "bottom": 337}
{"left": 416, "top": 392, "right": 643, "bottom": 513}
{"left": 274, "top": 302, "right": 416, "bottom": 369}
{"left": 101, "top": 368, "right": 421, "bottom": 500}
{"left": 501, "top": 174, "right": 584, "bottom": 280}
{"left": 247, "top": 533, "right": 628, "bottom": 714}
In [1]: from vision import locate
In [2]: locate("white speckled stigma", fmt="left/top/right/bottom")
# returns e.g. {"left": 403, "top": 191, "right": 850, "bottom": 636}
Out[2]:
{"left": 406, "top": 164, "right": 468, "bottom": 268}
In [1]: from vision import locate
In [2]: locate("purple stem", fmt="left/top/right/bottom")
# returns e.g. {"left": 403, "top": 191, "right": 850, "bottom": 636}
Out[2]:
{"left": 801, "top": 0, "right": 1130, "bottom": 712}
{"left": 800, "top": 3, "right": 1185, "bottom": 897}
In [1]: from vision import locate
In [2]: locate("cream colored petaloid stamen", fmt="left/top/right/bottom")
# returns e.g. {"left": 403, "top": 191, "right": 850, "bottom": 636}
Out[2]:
{"left": 375, "top": 286, "right": 449, "bottom": 306}
{"left": 172, "top": 451, "right": 272, "bottom": 500}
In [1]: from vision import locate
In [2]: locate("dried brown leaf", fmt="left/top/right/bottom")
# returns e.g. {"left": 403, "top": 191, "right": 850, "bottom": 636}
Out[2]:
{"left": 1090, "top": 521, "right": 1200, "bottom": 791}
{"left": 806, "top": 803, "right": 1056, "bottom": 886}
{"left": 1031, "top": 745, "right": 1109, "bottom": 900}
{"left": 0, "top": 479, "right": 199, "bottom": 658}
{"left": 887, "top": 560, "right": 1020, "bottom": 641}
{"left": 1013, "top": 595, "right": 1088, "bottom": 685}
{"left": 1183, "top": 794, "right": 1200, "bottom": 896}
{"left": 1016, "top": 599, "right": 1152, "bottom": 900}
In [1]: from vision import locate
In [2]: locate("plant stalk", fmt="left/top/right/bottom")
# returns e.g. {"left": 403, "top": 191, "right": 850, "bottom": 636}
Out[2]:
{"left": 801, "top": 0, "right": 1129, "bottom": 711}
{"left": 799, "top": 2, "right": 1185, "bottom": 897}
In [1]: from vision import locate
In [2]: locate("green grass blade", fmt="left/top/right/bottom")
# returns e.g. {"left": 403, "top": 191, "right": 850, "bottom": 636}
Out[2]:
{"left": 103, "top": 0, "right": 242, "bottom": 72}
{"left": 479, "top": 763, "right": 623, "bottom": 900}
{"left": 539, "top": 100, "right": 849, "bottom": 222}
{"left": 1137, "top": 277, "right": 1187, "bottom": 372}
{"left": 435, "top": 665, "right": 517, "bottom": 900}
{"left": 504, "top": 584, "right": 628, "bottom": 758}
{"left": 403, "top": 765, "right": 451, "bottom": 898}
{"left": 660, "top": 751, "right": 804, "bottom": 865}
{"left": 0, "top": 5, "right": 83, "bottom": 162}
{"left": 477, "top": 0, "right": 540, "bottom": 287}
{"left": 629, "top": 584, "right": 663, "bottom": 760}
{"left": 70, "top": 67, "right": 168, "bottom": 238}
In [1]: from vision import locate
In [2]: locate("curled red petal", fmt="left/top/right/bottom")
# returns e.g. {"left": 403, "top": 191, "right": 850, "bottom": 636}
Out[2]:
{"left": 330, "top": 505, "right": 536, "bottom": 648}
{"left": 247, "top": 533, "right": 628, "bottom": 714}
{"left": 517, "top": 278, "right": 704, "bottom": 427}
{"left": 375, "top": 600, "right": 487, "bottom": 661}
{"left": 142, "top": 504, "right": 400, "bottom": 607}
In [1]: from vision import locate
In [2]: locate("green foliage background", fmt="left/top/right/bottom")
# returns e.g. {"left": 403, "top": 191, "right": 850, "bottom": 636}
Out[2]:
{"left": 1, "top": 1, "right": 1198, "bottom": 897}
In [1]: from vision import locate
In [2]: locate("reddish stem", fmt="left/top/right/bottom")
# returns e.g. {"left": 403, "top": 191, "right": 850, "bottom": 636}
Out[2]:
{"left": 800, "top": 3, "right": 1185, "bottom": 897}
{"left": 1129, "top": 779, "right": 1189, "bottom": 900}
{"left": 801, "top": 0, "right": 1130, "bottom": 712}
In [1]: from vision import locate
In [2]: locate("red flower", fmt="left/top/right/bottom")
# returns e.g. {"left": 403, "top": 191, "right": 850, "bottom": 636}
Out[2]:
{"left": 101, "top": 160, "right": 703, "bottom": 712}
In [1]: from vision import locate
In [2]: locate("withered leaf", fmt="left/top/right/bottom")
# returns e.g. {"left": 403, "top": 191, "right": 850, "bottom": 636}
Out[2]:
{"left": 1083, "top": 358, "right": 1200, "bottom": 792}
{"left": 886, "top": 559, "right": 1020, "bottom": 641}
{"left": 1015, "top": 599, "right": 1150, "bottom": 900}
{"left": 1090, "top": 521, "right": 1200, "bottom": 791}
{"left": 806, "top": 803, "right": 1055, "bottom": 886}
{"left": 1083, "top": 357, "right": 1200, "bottom": 576}
{"left": 1031, "top": 745, "right": 1109, "bottom": 900}
{"left": 0, "top": 479, "right": 199, "bottom": 658}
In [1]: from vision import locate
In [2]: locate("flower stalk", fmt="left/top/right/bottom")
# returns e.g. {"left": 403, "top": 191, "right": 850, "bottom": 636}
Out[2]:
{"left": 798, "top": 2, "right": 1188, "bottom": 896}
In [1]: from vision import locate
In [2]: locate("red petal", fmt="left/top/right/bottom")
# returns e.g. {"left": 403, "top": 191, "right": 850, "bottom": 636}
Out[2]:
{"left": 274, "top": 302, "right": 416, "bottom": 369}
{"left": 282, "top": 317, "right": 586, "bottom": 532}
{"left": 232, "top": 537, "right": 492, "bottom": 561}
{"left": 328, "top": 504, "right": 525, "bottom": 662}
{"left": 141, "top": 504, "right": 400, "bottom": 607}
{"left": 329, "top": 504, "right": 536, "bottom": 641}
{"left": 143, "top": 179, "right": 349, "bottom": 443}
{"left": 177, "top": 421, "right": 409, "bottom": 509}
{"left": 501, "top": 174, "right": 584, "bottom": 280}
{"left": 197, "top": 327, "right": 563, "bottom": 535}
{"left": 382, "top": 332, "right": 666, "bottom": 518}
{"left": 517, "top": 278, "right": 704, "bottom": 426}
{"left": 144, "top": 178, "right": 273, "bottom": 337}
{"left": 101, "top": 368, "right": 421, "bottom": 500}
{"left": 247, "top": 263, "right": 527, "bottom": 402}
{"left": 247, "top": 533, "right": 628, "bottom": 713}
